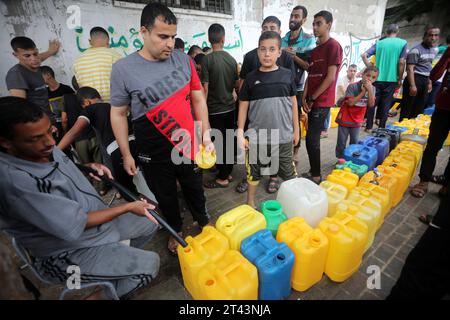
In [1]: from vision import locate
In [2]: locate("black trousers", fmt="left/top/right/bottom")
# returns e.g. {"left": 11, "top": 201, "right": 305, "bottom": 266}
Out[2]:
{"left": 140, "top": 161, "right": 209, "bottom": 233}
{"left": 110, "top": 141, "right": 138, "bottom": 196}
{"left": 399, "top": 74, "right": 430, "bottom": 121}
{"left": 418, "top": 108, "right": 450, "bottom": 183}
{"left": 305, "top": 107, "right": 330, "bottom": 177}
{"left": 209, "top": 110, "right": 235, "bottom": 180}
{"left": 387, "top": 191, "right": 450, "bottom": 299}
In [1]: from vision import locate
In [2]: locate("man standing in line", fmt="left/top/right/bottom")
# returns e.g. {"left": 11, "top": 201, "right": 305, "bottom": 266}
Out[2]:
{"left": 361, "top": 24, "right": 407, "bottom": 131}
{"left": 110, "top": 3, "right": 214, "bottom": 255}
{"left": 302, "top": 10, "right": 343, "bottom": 184}
{"left": 73, "top": 27, "right": 122, "bottom": 103}
{"left": 399, "top": 26, "right": 440, "bottom": 121}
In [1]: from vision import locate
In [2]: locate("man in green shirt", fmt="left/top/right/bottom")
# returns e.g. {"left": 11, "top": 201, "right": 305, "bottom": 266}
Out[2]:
{"left": 201, "top": 23, "right": 239, "bottom": 188}
{"left": 362, "top": 24, "right": 407, "bottom": 130}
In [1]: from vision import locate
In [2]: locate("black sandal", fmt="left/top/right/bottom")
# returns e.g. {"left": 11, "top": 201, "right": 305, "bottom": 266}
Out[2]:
{"left": 204, "top": 179, "right": 229, "bottom": 189}
{"left": 267, "top": 177, "right": 280, "bottom": 194}
{"left": 431, "top": 175, "right": 447, "bottom": 185}
{"left": 235, "top": 180, "right": 248, "bottom": 193}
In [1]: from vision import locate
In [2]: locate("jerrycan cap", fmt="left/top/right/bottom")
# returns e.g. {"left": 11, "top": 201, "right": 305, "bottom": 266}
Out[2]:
{"left": 352, "top": 151, "right": 361, "bottom": 157}
{"left": 337, "top": 158, "right": 346, "bottom": 164}
{"left": 328, "top": 224, "right": 339, "bottom": 233}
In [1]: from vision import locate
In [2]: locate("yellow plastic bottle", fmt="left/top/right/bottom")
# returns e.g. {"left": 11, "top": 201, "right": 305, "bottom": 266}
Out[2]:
{"left": 377, "top": 164, "right": 410, "bottom": 197}
{"left": 330, "top": 107, "right": 340, "bottom": 128}
{"left": 383, "top": 155, "right": 416, "bottom": 183}
{"left": 177, "top": 226, "right": 230, "bottom": 299}
{"left": 195, "top": 250, "right": 258, "bottom": 300}
{"left": 354, "top": 183, "right": 391, "bottom": 225}
{"left": 360, "top": 170, "right": 400, "bottom": 207}
{"left": 389, "top": 148, "right": 420, "bottom": 171}
{"left": 319, "top": 212, "right": 368, "bottom": 282}
{"left": 195, "top": 144, "right": 217, "bottom": 169}
{"left": 319, "top": 180, "right": 348, "bottom": 217}
{"left": 402, "top": 128, "right": 430, "bottom": 139}
{"left": 395, "top": 142, "right": 424, "bottom": 164}
{"left": 276, "top": 218, "right": 329, "bottom": 292}
{"left": 216, "top": 205, "right": 267, "bottom": 250}
{"left": 336, "top": 199, "right": 380, "bottom": 252}
{"left": 326, "top": 168, "right": 359, "bottom": 193}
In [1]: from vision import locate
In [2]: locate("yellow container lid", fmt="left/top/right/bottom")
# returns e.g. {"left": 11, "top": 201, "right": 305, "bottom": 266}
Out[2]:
{"left": 195, "top": 144, "right": 216, "bottom": 169}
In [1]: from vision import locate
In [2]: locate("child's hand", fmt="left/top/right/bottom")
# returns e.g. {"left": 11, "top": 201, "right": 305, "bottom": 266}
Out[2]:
{"left": 237, "top": 134, "right": 249, "bottom": 151}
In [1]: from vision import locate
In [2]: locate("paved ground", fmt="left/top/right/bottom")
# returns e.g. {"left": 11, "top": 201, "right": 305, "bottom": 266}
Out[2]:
{"left": 2, "top": 116, "right": 449, "bottom": 300}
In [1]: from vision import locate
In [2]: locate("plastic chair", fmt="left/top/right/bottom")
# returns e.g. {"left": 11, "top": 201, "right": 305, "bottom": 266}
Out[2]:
{"left": 11, "top": 237, "right": 119, "bottom": 300}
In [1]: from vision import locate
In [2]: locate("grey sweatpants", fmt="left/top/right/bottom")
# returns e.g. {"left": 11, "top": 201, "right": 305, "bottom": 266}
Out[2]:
{"left": 34, "top": 213, "right": 160, "bottom": 299}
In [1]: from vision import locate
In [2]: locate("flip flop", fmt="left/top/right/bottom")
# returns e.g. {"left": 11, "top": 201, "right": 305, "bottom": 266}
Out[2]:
{"left": 167, "top": 233, "right": 183, "bottom": 256}
{"left": 431, "top": 175, "right": 447, "bottom": 185}
{"left": 410, "top": 182, "right": 428, "bottom": 198}
{"left": 418, "top": 214, "right": 433, "bottom": 225}
{"left": 204, "top": 179, "right": 229, "bottom": 189}
{"left": 235, "top": 180, "right": 248, "bottom": 193}
{"left": 267, "top": 177, "right": 280, "bottom": 194}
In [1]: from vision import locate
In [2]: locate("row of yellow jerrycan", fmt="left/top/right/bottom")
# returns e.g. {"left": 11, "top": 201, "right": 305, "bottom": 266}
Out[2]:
{"left": 178, "top": 204, "right": 371, "bottom": 299}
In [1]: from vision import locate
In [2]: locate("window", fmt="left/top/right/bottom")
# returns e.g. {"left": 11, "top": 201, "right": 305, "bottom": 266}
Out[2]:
{"left": 119, "top": 0, "right": 232, "bottom": 15}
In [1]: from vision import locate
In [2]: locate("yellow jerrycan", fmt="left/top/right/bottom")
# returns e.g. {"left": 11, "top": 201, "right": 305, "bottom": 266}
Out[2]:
{"left": 360, "top": 169, "right": 400, "bottom": 207}
{"left": 383, "top": 154, "right": 416, "bottom": 183}
{"left": 195, "top": 250, "right": 258, "bottom": 300}
{"left": 353, "top": 183, "right": 391, "bottom": 225}
{"left": 389, "top": 148, "right": 420, "bottom": 171}
{"left": 326, "top": 168, "right": 359, "bottom": 193}
{"left": 320, "top": 180, "right": 348, "bottom": 217}
{"left": 195, "top": 144, "right": 217, "bottom": 169}
{"left": 319, "top": 212, "right": 368, "bottom": 282}
{"left": 395, "top": 141, "right": 423, "bottom": 164}
{"left": 277, "top": 217, "right": 329, "bottom": 292}
{"left": 177, "top": 226, "right": 230, "bottom": 299}
{"left": 377, "top": 163, "right": 410, "bottom": 197}
{"left": 216, "top": 205, "right": 266, "bottom": 250}
{"left": 336, "top": 199, "right": 381, "bottom": 252}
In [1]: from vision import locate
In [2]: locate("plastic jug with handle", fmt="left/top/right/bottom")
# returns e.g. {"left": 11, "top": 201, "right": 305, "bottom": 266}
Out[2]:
{"left": 215, "top": 205, "right": 266, "bottom": 250}
{"left": 343, "top": 144, "right": 378, "bottom": 171}
{"left": 359, "top": 136, "right": 390, "bottom": 165}
{"left": 319, "top": 212, "right": 368, "bottom": 282}
{"left": 326, "top": 168, "right": 359, "bottom": 193}
{"left": 320, "top": 180, "right": 348, "bottom": 217}
{"left": 360, "top": 169, "right": 400, "bottom": 207}
{"left": 260, "top": 200, "right": 288, "bottom": 237}
{"left": 195, "top": 144, "right": 217, "bottom": 169}
{"left": 276, "top": 178, "right": 328, "bottom": 228}
{"left": 276, "top": 217, "right": 329, "bottom": 292}
{"left": 335, "top": 159, "right": 368, "bottom": 178}
{"left": 351, "top": 183, "right": 390, "bottom": 226}
{"left": 383, "top": 155, "right": 416, "bottom": 183}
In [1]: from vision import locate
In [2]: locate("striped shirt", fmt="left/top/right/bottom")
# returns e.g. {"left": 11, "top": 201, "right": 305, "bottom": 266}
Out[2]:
{"left": 73, "top": 47, "right": 122, "bottom": 102}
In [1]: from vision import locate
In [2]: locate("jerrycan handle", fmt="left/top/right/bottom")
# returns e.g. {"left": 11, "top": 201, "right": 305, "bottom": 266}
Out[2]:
{"left": 222, "top": 261, "right": 242, "bottom": 279}
{"left": 234, "top": 210, "right": 256, "bottom": 226}
{"left": 352, "top": 151, "right": 361, "bottom": 157}
{"left": 370, "top": 168, "right": 381, "bottom": 185}
{"left": 413, "top": 128, "right": 420, "bottom": 135}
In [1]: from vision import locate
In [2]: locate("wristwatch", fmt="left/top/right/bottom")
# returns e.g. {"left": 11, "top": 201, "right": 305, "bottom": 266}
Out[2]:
{"left": 306, "top": 96, "right": 316, "bottom": 104}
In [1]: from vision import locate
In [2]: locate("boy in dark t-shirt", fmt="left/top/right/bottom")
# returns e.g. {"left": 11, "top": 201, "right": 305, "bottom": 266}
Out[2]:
{"left": 58, "top": 87, "right": 137, "bottom": 195}
{"left": 237, "top": 31, "right": 300, "bottom": 208}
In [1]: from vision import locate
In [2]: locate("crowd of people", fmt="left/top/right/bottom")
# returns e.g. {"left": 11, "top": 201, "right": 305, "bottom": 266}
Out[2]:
{"left": 0, "top": 2, "right": 449, "bottom": 300}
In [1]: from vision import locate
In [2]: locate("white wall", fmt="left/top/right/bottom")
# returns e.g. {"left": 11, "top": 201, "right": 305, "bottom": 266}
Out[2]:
{"left": 0, "top": 0, "right": 387, "bottom": 95}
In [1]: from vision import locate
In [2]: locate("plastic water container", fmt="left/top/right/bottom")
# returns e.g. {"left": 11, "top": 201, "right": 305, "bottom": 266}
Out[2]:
{"left": 241, "top": 229, "right": 294, "bottom": 300}
{"left": 196, "top": 250, "right": 258, "bottom": 300}
{"left": 386, "top": 124, "right": 408, "bottom": 134}
{"left": 389, "top": 148, "right": 420, "bottom": 170}
{"left": 383, "top": 155, "right": 416, "bottom": 183}
{"left": 276, "top": 218, "right": 329, "bottom": 292}
{"left": 326, "top": 168, "right": 359, "bottom": 193}
{"left": 260, "top": 200, "right": 288, "bottom": 237}
{"left": 444, "top": 132, "right": 450, "bottom": 146}
{"left": 195, "top": 144, "right": 217, "bottom": 169}
{"left": 360, "top": 170, "right": 400, "bottom": 208}
{"left": 371, "top": 128, "right": 401, "bottom": 151}
{"left": 376, "top": 165, "right": 410, "bottom": 200}
{"left": 337, "top": 199, "right": 380, "bottom": 252}
{"left": 343, "top": 144, "right": 378, "bottom": 171}
{"left": 320, "top": 180, "right": 348, "bottom": 217}
{"left": 352, "top": 183, "right": 391, "bottom": 226}
{"left": 216, "top": 205, "right": 266, "bottom": 250}
{"left": 330, "top": 107, "right": 340, "bottom": 128}
{"left": 335, "top": 159, "right": 368, "bottom": 178}
{"left": 423, "top": 106, "right": 435, "bottom": 115}
{"left": 177, "top": 226, "right": 230, "bottom": 299}
{"left": 359, "top": 136, "right": 390, "bottom": 165}
{"left": 319, "top": 212, "right": 368, "bottom": 282}
{"left": 400, "top": 129, "right": 428, "bottom": 146}
{"left": 276, "top": 178, "right": 328, "bottom": 228}
{"left": 395, "top": 141, "right": 424, "bottom": 164}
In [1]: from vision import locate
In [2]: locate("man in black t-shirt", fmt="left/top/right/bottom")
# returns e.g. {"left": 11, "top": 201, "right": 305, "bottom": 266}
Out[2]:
{"left": 236, "top": 16, "right": 296, "bottom": 194}
{"left": 58, "top": 87, "right": 137, "bottom": 195}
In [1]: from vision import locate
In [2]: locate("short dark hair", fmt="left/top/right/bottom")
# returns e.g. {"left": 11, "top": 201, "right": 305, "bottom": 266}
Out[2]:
{"left": 423, "top": 26, "right": 440, "bottom": 37}
{"left": 10, "top": 36, "right": 36, "bottom": 52}
{"left": 262, "top": 16, "right": 281, "bottom": 28}
{"left": 293, "top": 5, "right": 308, "bottom": 19}
{"left": 140, "top": 3, "right": 177, "bottom": 29}
{"left": 194, "top": 53, "right": 206, "bottom": 65}
{"left": 363, "top": 65, "right": 379, "bottom": 74}
{"left": 258, "top": 31, "right": 282, "bottom": 48}
{"left": 72, "top": 76, "right": 79, "bottom": 91}
{"left": 349, "top": 64, "right": 358, "bottom": 69}
{"left": 175, "top": 38, "right": 185, "bottom": 50}
{"left": 314, "top": 10, "right": 333, "bottom": 24}
{"left": 187, "top": 45, "right": 201, "bottom": 57}
{"left": 40, "top": 66, "right": 55, "bottom": 78}
{"left": 202, "top": 46, "right": 211, "bottom": 53}
{"left": 386, "top": 24, "right": 399, "bottom": 35}
{"left": 0, "top": 97, "right": 45, "bottom": 139}
{"left": 90, "top": 26, "right": 109, "bottom": 39}
{"left": 208, "top": 23, "right": 225, "bottom": 45}
{"left": 76, "top": 87, "right": 101, "bottom": 105}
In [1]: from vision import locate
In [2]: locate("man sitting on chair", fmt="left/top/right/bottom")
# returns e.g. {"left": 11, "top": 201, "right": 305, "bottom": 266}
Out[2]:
{"left": 0, "top": 96, "right": 160, "bottom": 300}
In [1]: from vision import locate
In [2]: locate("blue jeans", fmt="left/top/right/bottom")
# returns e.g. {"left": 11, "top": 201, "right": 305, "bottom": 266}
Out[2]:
{"left": 336, "top": 126, "right": 361, "bottom": 158}
{"left": 366, "top": 81, "right": 397, "bottom": 129}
